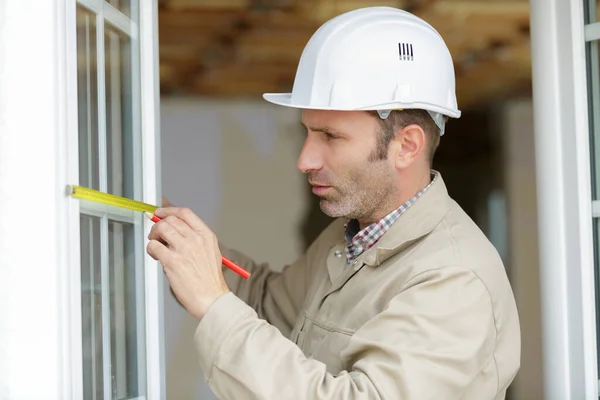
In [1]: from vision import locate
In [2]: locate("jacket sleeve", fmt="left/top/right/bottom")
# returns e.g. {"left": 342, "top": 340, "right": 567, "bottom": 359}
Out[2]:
{"left": 218, "top": 244, "right": 310, "bottom": 338}
{"left": 194, "top": 266, "right": 497, "bottom": 400}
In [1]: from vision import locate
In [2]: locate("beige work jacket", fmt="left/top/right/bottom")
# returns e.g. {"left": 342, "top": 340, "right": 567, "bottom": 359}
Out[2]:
{"left": 194, "top": 172, "right": 521, "bottom": 399}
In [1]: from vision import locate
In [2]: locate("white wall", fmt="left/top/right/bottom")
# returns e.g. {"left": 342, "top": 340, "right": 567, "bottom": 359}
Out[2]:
{"left": 160, "top": 98, "right": 310, "bottom": 399}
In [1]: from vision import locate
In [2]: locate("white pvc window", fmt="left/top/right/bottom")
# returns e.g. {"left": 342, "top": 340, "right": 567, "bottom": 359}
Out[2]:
{"left": 0, "top": 0, "right": 163, "bottom": 398}
{"left": 584, "top": 0, "right": 600, "bottom": 392}
{"left": 530, "top": 0, "right": 598, "bottom": 397}
{"left": 73, "top": 1, "right": 163, "bottom": 399}
{"left": 75, "top": 3, "right": 145, "bottom": 398}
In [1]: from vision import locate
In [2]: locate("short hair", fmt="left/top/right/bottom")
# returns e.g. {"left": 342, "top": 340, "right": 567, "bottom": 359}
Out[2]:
{"left": 368, "top": 109, "right": 442, "bottom": 164}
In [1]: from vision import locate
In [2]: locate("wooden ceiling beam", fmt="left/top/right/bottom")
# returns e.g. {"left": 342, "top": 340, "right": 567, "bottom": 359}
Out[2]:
{"left": 159, "top": 9, "right": 242, "bottom": 29}
{"left": 432, "top": 0, "right": 529, "bottom": 15}
{"left": 161, "top": 0, "right": 250, "bottom": 11}
{"left": 158, "top": 0, "right": 535, "bottom": 108}
{"left": 456, "top": 40, "right": 531, "bottom": 107}
{"left": 235, "top": 30, "right": 311, "bottom": 63}
{"left": 293, "top": 0, "right": 413, "bottom": 22}
{"left": 241, "top": 10, "right": 320, "bottom": 30}
{"left": 189, "top": 62, "right": 296, "bottom": 95}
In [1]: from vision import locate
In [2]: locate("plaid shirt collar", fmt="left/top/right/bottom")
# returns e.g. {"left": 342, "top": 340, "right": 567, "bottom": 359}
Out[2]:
{"left": 344, "top": 173, "right": 437, "bottom": 264}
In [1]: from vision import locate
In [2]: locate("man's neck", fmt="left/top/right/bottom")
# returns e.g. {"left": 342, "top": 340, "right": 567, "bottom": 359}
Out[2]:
{"left": 357, "top": 169, "right": 432, "bottom": 230}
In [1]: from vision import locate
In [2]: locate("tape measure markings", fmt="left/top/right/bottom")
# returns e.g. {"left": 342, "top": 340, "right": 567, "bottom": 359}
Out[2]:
{"left": 70, "top": 185, "right": 158, "bottom": 214}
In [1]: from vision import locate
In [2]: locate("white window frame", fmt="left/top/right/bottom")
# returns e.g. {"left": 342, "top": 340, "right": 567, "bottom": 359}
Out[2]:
{"left": 530, "top": 0, "right": 599, "bottom": 397}
{"left": 0, "top": 0, "right": 164, "bottom": 398}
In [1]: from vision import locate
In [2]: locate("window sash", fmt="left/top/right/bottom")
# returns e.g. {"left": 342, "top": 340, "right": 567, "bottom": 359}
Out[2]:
{"left": 72, "top": 0, "right": 163, "bottom": 398}
{"left": 586, "top": 22, "right": 600, "bottom": 41}
{"left": 78, "top": 0, "right": 136, "bottom": 37}
{"left": 76, "top": 1, "right": 146, "bottom": 398}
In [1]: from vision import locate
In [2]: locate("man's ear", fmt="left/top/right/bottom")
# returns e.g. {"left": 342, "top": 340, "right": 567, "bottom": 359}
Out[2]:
{"left": 390, "top": 124, "right": 426, "bottom": 169}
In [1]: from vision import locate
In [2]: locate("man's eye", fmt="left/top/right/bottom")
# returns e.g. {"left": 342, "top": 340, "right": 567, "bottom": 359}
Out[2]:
{"left": 324, "top": 132, "right": 338, "bottom": 140}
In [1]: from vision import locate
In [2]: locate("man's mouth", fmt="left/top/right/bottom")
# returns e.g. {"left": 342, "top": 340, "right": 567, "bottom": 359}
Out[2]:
{"left": 310, "top": 183, "right": 331, "bottom": 195}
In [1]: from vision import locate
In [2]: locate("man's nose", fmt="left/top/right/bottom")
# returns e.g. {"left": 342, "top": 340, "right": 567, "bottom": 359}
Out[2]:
{"left": 297, "top": 135, "right": 323, "bottom": 174}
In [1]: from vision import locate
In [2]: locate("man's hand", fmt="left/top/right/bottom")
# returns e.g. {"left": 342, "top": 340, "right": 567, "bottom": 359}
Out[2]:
{"left": 146, "top": 207, "right": 230, "bottom": 320}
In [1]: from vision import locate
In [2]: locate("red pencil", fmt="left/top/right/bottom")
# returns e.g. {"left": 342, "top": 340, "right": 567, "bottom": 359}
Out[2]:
{"left": 144, "top": 212, "right": 251, "bottom": 280}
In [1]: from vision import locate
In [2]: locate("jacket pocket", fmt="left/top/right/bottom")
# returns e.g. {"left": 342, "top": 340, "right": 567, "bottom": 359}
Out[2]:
{"left": 306, "top": 321, "right": 352, "bottom": 375}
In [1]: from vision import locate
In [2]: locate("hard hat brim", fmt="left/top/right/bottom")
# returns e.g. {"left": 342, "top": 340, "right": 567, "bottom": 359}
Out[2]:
{"left": 262, "top": 93, "right": 297, "bottom": 108}
{"left": 263, "top": 93, "right": 461, "bottom": 119}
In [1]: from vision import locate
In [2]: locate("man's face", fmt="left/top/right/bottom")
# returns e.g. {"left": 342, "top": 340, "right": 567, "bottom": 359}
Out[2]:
{"left": 298, "top": 109, "right": 397, "bottom": 223}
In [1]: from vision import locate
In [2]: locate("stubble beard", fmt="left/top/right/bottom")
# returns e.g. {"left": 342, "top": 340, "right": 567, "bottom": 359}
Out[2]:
{"left": 316, "top": 160, "right": 395, "bottom": 223}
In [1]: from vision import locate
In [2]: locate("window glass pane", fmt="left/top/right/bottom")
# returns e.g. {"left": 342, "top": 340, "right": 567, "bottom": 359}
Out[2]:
{"left": 106, "top": 0, "right": 131, "bottom": 19}
{"left": 80, "top": 215, "right": 103, "bottom": 399}
{"left": 585, "top": 0, "right": 600, "bottom": 23}
{"left": 588, "top": 41, "right": 600, "bottom": 199}
{"left": 77, "top": 6, "right": 100, "bottom": 191}
{"left": 594, "top": 219, "right": 600, "bottom": 381}
{"left": 589, "top": 40, "right": 600, "bottom": 386}
{"left": 109, "top": 220, "right": 146, "bottom": 398}
{"left": 105, "top": 25, "right": 136, "bottom": 200}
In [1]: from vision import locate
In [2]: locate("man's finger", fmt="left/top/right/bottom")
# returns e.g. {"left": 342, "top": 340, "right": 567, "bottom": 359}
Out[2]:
{"left": 148, "top": 215, "right": 192, "bottom": 241}
{"left": 148, "top": 219, "right": 184, "bottom": 247}
{"left": 147, "top": 239, "right": 170, "bottom": 262}
{"left": 163, "top": 215, "right": 195, "bottom": 237}
{"left": 154, "top": 207, "right": 211, "bottom": 234}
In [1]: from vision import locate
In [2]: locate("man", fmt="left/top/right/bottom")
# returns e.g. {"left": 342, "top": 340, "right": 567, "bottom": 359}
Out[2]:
{"left": 148, "top": 6, "right": 520, "bottom": 399}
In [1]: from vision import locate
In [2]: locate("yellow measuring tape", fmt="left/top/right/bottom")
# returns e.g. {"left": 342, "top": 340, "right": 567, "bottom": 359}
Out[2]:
{"left": 70, "top": 185, "right": 158, "bottom": 213}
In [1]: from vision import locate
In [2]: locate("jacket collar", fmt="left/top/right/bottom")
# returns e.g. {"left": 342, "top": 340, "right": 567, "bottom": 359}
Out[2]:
{"left": 360, "top": 170, "right": 453, "bottom": 267}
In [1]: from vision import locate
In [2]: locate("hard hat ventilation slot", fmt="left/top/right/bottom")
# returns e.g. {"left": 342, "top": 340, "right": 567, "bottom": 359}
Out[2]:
{"left": 398, "top": 43, "right": 414, "bottom": 61}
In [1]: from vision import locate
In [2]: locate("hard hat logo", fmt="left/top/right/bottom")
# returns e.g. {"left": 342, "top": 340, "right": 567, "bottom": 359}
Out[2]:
{"left": 398, "top": 43, "right": 414, "bottom": 61}
{"left": 262, "top": 6, "right": 461, "bottom": 135}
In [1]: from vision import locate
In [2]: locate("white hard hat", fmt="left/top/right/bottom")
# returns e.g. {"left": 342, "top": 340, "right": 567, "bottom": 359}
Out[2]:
{"left": 263, "top": 7, "right": 461, "bottom": 135}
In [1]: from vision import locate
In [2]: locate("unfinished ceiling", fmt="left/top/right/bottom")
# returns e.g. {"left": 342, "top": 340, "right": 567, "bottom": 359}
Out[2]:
{"left": 158, "top": 0, "right": 533, "bottom": 109}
